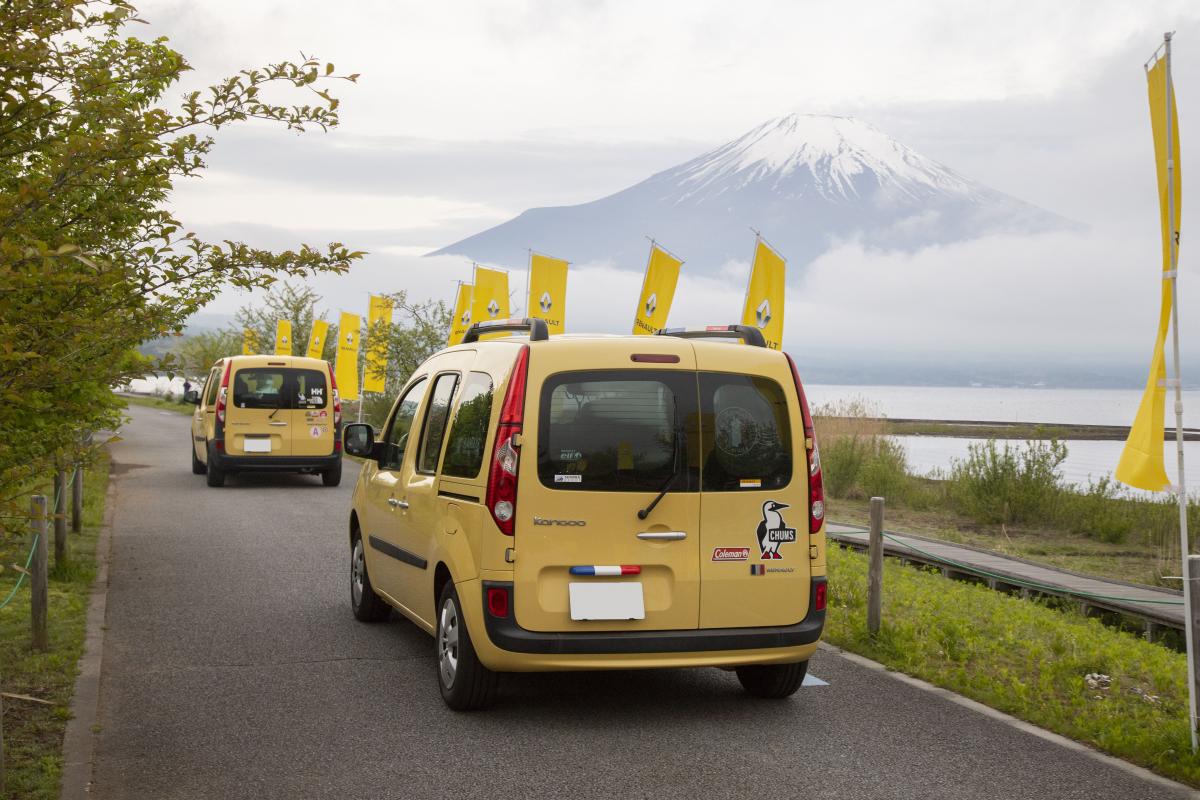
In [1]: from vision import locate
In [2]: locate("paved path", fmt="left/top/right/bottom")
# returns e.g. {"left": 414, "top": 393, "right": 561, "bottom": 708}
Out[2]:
{"left": 826, "top": 522, "right": 1185, "bottom": 629}
{"left": 88, "top": 405, "right": 1195, "bottom": 799}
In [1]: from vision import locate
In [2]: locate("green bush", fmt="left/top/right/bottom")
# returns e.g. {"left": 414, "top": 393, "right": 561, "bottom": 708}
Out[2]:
{"left": 949, "top": 439, "right": 1067, "bottom": 524}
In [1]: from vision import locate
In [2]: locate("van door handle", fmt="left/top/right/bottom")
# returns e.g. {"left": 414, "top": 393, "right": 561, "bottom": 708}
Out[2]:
{"left": 389, "top": 498, "right": 409, "bottom": 509}
{"left": 637, "top": 531, "right": 687, "bottom": 541}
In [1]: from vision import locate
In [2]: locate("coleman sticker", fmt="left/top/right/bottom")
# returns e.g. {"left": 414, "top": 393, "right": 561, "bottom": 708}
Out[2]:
{"left": 711, "top": 547, "right": 750, "bottom": 562}
{"left": 757, "top": 500, "right": 797, "bottom": 560}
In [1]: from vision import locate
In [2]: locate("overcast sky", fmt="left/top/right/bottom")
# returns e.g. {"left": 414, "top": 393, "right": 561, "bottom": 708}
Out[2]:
{"left": 139, "top": 0, "right": 1200, "bottom": 384}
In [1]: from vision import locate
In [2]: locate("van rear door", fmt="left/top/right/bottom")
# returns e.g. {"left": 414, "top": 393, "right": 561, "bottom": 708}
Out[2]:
{"left": 288, "top": 365, "right": 334, "bottom": 457}
{"left": 693, "top": 347, "right": 810, "bottom": 628}
{"left": 514, "top": 342, "right": 701, "bottom": 632}
{"left": 227, "top": 363, "right": 292, "bottom": 457}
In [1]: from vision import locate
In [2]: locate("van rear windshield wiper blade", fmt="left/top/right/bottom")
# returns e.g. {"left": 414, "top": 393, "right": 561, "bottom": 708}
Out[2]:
{"left": 638, "top": 398, "right": 683, "bottom": 520}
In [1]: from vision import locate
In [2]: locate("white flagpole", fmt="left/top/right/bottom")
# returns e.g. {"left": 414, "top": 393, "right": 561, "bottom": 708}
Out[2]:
{"left": 1161, "top": 31, "right": 1196, "bottom": 752}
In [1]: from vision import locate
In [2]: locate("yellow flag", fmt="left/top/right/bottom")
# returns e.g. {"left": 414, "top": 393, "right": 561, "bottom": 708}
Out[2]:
{"left": 633, "top": 242, "right": 683, "bottom": 335}
{"left": 335, "top": 312, "right": 362, "bottom": 402}
{"left": 448, "top": 283, "right": 473, "bottom": 346}
{"left": 306, "top": 319, "right": 329, "bottom": 360}
{"left": 1116, "top": 54, "right": 1182, "bottom": 491}
{"left": 242, "top": 329, "right": 256, "bottom": 356}
{"left": 741, "top": 238, "right": 787, "bottom": 350}
{"left": 274, "top": 320, "right": 292, "bottom": 356}
{"left": 527, "top": 253, "right": 569, "bottom": 334}
{"left": 471, "top": 265, "right": 510, "bottom": 326}
{"left": 363, "top": 295, "right": 392, "bottom": 394}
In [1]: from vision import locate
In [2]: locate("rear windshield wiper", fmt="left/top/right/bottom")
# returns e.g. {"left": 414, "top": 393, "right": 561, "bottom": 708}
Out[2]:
{"left": 637, "top": 399, "right": 684, "bottom": 520}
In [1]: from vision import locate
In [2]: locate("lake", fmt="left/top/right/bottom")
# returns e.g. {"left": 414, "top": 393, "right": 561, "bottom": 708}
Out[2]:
{"left": 806, "top": 384, "right": 1200, "bottom": 493}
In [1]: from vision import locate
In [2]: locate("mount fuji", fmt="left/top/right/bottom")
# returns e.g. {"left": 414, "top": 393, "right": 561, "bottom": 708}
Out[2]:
{"left": 429, "top": 113, "right": 1072, "bottom": 273}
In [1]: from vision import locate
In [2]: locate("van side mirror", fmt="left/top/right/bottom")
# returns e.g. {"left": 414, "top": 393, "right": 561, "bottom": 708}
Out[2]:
{"left": 183, "top": 390, "right": 200, "bottom": 405}
{"left": 343, "top": 423, "right": 376, "bottom": 458}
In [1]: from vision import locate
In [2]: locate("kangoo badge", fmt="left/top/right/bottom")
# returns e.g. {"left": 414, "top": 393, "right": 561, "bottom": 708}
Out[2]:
{"left": 756, "top": 500, "right": 797, "bottom": 560}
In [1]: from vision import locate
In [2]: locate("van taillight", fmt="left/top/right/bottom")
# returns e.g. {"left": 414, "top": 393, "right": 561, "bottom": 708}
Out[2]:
{"left": 786, "top": 353, "right": 824, "bottom": 534}
{"left": 329, "top": 367, "right": 342, "bottom": 426}
{"left": 215, "top": 361, "right": 232, "bottom": 424}
{"left": 486, "top": 345, "right": 529, "bottom": 536}
{"left": 814, "top": 580, "right": 827, "bottom": 611}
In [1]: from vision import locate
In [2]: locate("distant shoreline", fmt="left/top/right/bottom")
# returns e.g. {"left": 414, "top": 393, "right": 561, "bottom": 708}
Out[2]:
{"left": 818, "top": 416, "right": 1200, "bottom": 442}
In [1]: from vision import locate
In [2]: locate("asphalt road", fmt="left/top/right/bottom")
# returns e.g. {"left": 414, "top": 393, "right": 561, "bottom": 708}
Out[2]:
{"left": 89, "top": 405, "right": 1191, "bottom": 800}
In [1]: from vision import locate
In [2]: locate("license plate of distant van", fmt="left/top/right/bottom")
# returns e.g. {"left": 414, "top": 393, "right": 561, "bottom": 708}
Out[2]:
{"left": 243, "top": 438, "right": 271, "bottom": 453}
{"left": 568, "top": 582, "right": 645, "bottom": 621}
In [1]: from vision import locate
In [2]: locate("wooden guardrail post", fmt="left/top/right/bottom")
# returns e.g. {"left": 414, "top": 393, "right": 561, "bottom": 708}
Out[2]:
{"left": 867, "top": 496, "right": 885, "bottom": 636}
{"left": 31, "top": 495, "right": 49, "bottom": 651}
{"left": 72, "top": 466, "right": 83, "bottom": 534}
{"left": 1189, "top": 555, "right": 1200, "bottom": 734}
{"left": 54, "top": 468, "right": 68, "bottom": 564}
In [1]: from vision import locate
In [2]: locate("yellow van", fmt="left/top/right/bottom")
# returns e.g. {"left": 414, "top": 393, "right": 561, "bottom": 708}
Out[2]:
{"left": 187, "top": 355, "right": 343, "bottom": 487}
{"left": 342, "top": 319, "right": 826, "bottom": 709}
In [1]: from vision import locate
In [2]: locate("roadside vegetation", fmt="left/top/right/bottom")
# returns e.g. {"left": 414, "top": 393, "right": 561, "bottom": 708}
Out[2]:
{"left": 825, "top": 542, "right": 1200, "bottom": 787}
{"left": 0, "top": 455, "right": 110, "bottom": 800}
{"left": 815, "top": 400, "right": 1195, "bottom": 587}
{"left": 120, "top": 394, "right": 192, "bottom": 415}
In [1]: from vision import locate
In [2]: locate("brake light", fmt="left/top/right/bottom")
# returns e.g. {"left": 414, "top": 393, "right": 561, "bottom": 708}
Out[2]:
{"left": 814, "top": 580, "right": 827, "bottom": 611}
{"left": 786, "top": 353, "right": 824, "bottom": 534}
{"left": 486, "top": 345, "right": 529, "bottom": 535}
{"left": 214, "top": 360, "right": 232, "bottom": 424}
{"left": 329, "top": 367, "right": 341, "bottom": 426}
{"left": 486, "top": 586, "right": 510, "bottom": 617}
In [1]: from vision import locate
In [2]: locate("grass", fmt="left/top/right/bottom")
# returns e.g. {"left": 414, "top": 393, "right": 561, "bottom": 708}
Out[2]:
{"left": 825, "top": 542, "right": 1200, "bottom": 786}
{"left": 119, "top": 393, "right": 192, "bottom": 415}
{"left": 0, "top": 454, "right": 110, "bottom": 800}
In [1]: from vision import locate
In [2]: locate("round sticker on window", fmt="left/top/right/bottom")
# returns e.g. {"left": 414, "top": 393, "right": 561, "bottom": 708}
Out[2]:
{"left": 310, "top": 425, "right": 323, "bottom": 438}
{"left": 714, "top": 406, "right": 759, "bottom": 457}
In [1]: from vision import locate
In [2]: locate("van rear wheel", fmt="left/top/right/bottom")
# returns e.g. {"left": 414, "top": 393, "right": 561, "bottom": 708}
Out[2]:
{"left": 322, "top": 461, "right": 342, "bottom": 487}
{"left": 736, "top": 660, "right": 808, "bottom": 699}
{"left": 191, "top": 441, "right": 205, "bottom": 475}
{"left": 205, "top": 443, "right": 225, "bottom": 487}
{"left": 436, "top": 583, "right": 498, "bottom": 711}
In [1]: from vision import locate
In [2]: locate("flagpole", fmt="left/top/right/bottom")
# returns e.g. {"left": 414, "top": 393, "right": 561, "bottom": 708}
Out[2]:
{"left": 1160, "top": 31, "right": 1197, "bottom": 753}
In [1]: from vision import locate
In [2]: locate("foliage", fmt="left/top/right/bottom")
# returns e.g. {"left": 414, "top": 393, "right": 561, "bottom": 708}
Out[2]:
{"left": 360, "top": 291, "right": 450, "bottom": 427}
{"left": 0, "top": 0, "right": 363, "bottom": 503}
{"left": 948, "top": 439, "right": 1068, "bottom": 524}
{"left": 825, "top": 543, "right": 1200, "bottom": 787}
{"left": 233, "top": 281, "right": 337, "bottom": 361}
{"left": 814, "top": 399, "right": 918, "bottom": 505}
{"left": 172, "top": 329, "right": 242, "bottom": 377}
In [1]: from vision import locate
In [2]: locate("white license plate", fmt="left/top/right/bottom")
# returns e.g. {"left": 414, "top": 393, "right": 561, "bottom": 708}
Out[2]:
{"left": 568, "top": 582, "right": 645, "bottom": 621}
{"left": 243, "top": 438, "right": 272, "bottom": 453}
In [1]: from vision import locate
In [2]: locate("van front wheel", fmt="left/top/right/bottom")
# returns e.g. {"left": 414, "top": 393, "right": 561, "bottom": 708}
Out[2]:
{"left": 436, "top": 583, "right": 498, "bottom": 711}
{"left": 736, "top": 660, "right": 808, "bottom": 699}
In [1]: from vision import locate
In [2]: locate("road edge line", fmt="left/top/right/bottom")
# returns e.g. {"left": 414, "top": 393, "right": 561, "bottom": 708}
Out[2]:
{"left": 819, "top": 642, "right": 1200, "bottom": 799}
{"left": 58, "top": 460, "right": 118, "bottom": 800}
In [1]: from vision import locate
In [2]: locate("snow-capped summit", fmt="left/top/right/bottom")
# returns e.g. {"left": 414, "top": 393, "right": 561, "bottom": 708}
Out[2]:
{"left": 430, "top": 113, "right": 1070, "bottom": 272}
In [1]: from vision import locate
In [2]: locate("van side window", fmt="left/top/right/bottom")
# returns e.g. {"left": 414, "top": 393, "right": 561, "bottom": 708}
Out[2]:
{"left": 441, "top": 372, "right": 493, "bottom": 479}
{"left": 204, "top": 367, "right": 220, "bottom": 406}
{"left": 417, "top": 373, "right": 459, "bottom": 474}
{"left": 381, "top": 377, "right": 428, "bottom": 471}
{"left": 698, "top": 374, "right": 792, "bottom": 491}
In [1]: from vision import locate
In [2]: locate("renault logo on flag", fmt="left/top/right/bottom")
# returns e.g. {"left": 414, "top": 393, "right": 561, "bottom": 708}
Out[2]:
{"left": 645, "top": 292, "right": 657, "bottom": 317}
{"left": 461, "top": 308, "right": 471, "bottom": 325}
{"left": 345, "top": 333, "right": 354, "bottom": 346}
{"left": 487, "top": 299, "right": 501, "bottom": 318}
{"left": 756, "top": 299, "right": 772, "bottom": 328}
{"left": 539, "top": 291, "right": 553, "bottom": 313}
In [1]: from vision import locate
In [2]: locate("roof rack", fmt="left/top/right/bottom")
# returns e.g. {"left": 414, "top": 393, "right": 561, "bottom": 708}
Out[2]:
{"left": 654, "top": 324, "right": 767, "bottom": 348}
{"left": 461, "top": 317, "right": 550, "bottom": 344}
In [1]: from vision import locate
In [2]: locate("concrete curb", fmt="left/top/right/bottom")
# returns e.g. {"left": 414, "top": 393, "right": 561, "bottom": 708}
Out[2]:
{"left": 59, "top": 461, "right": 118, "bottom": 800}
{"left": 819, "top": 642, "right": 1200, "bottom": 799}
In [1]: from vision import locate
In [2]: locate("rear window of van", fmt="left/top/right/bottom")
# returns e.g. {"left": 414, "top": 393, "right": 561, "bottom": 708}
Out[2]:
{"left": 536, "top": 370, "right": 791, "bottom": 492}
{"left": 233, "top": 368, "right": 327, "bottom": 410}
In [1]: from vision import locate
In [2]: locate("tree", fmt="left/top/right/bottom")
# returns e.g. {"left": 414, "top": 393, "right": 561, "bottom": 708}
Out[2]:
{"left": 173, "top": 329, "right": 242, "bottom": 378}
{"left": 234, "top": 282, "right": 338, "bottom": 361}
{"left": 0, "top": 0, "right": 363, "bottom": 502}
{"left": 361, "top": 292, "right": 450, "bottom": 426}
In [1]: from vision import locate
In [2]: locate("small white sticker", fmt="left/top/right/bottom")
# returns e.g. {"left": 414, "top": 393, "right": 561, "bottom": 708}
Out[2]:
{"left": 554, "top": 474, "right": 582, "bottom": 483}
{"left": 740, "top": 478, "right": 762, "bottom": 488}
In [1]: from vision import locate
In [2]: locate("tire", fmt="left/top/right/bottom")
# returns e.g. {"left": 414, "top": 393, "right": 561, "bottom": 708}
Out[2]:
{"left": 350, "top": 530, "right": 390, "bottom": 623}
{"left": 191, "top": 440, "right": 205, "bottom": 475}
{"left": 322, "top": 460, "right": 342, "bottom": 487}
{"left": 205, "top": 443, "right": 226, "bottom": 487}
{"left": 736, "top": 660, "right": 808, "bottom": 699}
{"left": 436, "top": 582, "right": 498, "bottom": 711}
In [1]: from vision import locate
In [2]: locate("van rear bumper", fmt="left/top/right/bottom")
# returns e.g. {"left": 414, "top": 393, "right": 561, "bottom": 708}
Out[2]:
{"left": 213, "top": 452, "right": 340, "bottom": 472}
{"left": 480, "top": 577, "right": 825, "bottom": 656}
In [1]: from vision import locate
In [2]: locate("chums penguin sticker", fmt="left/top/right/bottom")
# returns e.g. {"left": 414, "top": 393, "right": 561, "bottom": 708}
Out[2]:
{"left": 757, "top": 500, "right": 797, "bottom": 560}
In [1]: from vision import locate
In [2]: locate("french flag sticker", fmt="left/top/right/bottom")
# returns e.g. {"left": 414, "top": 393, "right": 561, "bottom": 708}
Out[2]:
{"left": 750, "top": 564, "right": 766, "bottom": 576}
